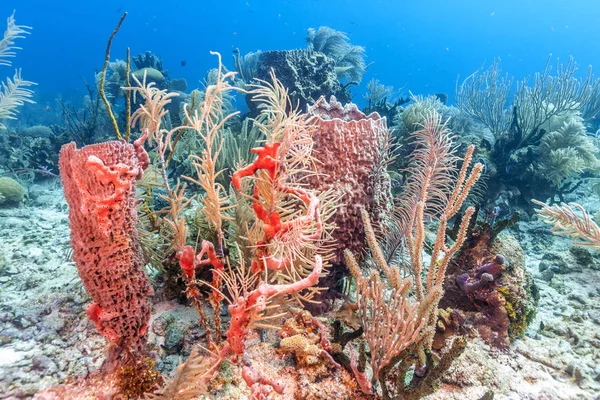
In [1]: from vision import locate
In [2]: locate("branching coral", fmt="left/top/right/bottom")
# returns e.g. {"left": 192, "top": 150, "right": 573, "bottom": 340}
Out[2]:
{"left": 458, "top": 56, "right": 593, "bottom": 148}
{"left": 514, "top": 57, "right": 592, "bottom": 146}
{"left": 223, "top": 255, "right": 324, "bottom": 355}
{"left": 356, "top": 271, "right": 424, "bottom": 386}
{"left": 121, "top": 53, "right": 334, "bottom": 398}
{"left": 364, "top": 78, "right": 394, "bottom": 105}
{"left": 233, "top": 48, "right": 262, "bottom": 86}
{"left": 234, "top": 72, "right": 335, "bottom": 283}
{"left": 345, "top": 208, "right": 471, "bottom": 399}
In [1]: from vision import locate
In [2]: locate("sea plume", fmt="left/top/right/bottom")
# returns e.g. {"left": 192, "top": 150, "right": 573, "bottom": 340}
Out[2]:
{"left": 0, "top": 11, "right": 31, "bottom": 66}
{"left": 533, "top": 200, "right": 600, "bottom": 249}
{"left": 0, "top": 11, "right": 35, "bottom": 128}
{"left": 0, "top": 69, "right": 35, "bottom": 128}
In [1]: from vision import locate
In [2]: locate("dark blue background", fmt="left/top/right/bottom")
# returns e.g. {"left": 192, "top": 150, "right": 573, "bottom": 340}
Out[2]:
{"left": 2, "top": 0, "right": 599, "bottom": 106}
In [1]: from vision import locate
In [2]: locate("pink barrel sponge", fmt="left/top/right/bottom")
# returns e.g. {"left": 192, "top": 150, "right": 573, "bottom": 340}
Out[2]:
{"left": 59, "top": 134, "right": 152, "bottom": 359}
{"left": 308, "top": 96, "right": 393, "bottom": 263}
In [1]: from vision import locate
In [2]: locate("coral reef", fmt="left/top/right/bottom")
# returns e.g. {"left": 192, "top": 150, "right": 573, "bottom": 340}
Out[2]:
{"left": 4, "top": 9, "right": 600, "bottom": 398}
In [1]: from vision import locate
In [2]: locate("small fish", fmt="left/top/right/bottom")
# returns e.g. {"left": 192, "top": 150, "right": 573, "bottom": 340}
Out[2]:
{"left": 490, "top": 11, "right": 495, "bottom": 16}
{"left": 181, "top": 60, "right": 186, "bottom": 67}
{"left": 45, "top": 105, "right": 50, "bottom": 112}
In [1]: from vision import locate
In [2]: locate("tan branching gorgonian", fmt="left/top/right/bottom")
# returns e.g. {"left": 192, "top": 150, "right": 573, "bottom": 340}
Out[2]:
{"left": 125, "top": 68, "right": 187, "bottom": 271}
{"left": 125, "top": 66, "right": 224, "bottom": 341}
{"left": 532, "top": 200, "right": 600, "bottom": 249}
{"left": 124, "top": 70, "right": 179, "bottom": 198}
{"left": 147, "top": 345, "right": 225, "bottom": 400}
{"left": 345, "top": 109, "right": 481, "bottom": 398}
{"left": 345, "top": 209, "right": 424, "bottom": 388}
{"left": 175, "top": 52, "right": 240, "bottom": 253}
{"left": 126, "top": 72, "right": 179, "bottom": 146}
{"left": 400, "top": 110, "right": 483, "bottom": 352}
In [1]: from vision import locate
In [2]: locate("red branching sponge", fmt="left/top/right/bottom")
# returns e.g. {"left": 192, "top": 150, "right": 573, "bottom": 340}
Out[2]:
{"left": 232, "top": 142, "right": 280, "bottom": 191}
{"left": 232, "top": 141, "right": 323, "bottom": 274}
{"left": 225, "top": 255, "right": 323, "bottom": 355}
{"left": 59, "top": 135, "right": 153, "bottom": 360}
{"left": 308, "top": 96, "right": 393, "bottom": 263}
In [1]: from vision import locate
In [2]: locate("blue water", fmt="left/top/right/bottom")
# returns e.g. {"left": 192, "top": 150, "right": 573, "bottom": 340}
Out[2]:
{"left": 2, "top": 0, "right": 599, "bottom": 107}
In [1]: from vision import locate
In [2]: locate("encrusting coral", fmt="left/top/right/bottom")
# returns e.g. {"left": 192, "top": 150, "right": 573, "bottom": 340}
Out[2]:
{"left": 440, "top": 212, "right": 539, "bottom": 348}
